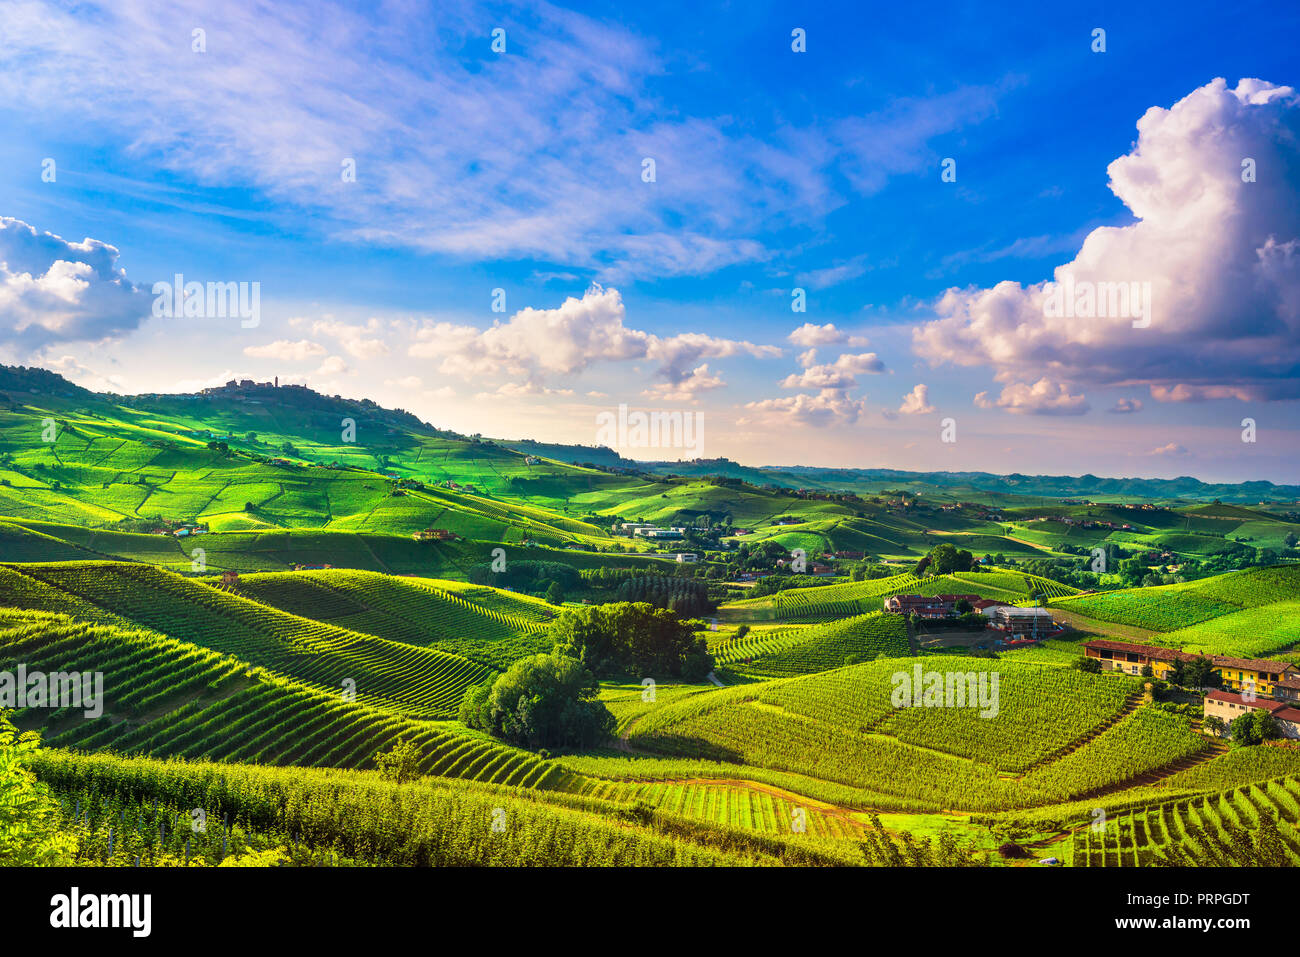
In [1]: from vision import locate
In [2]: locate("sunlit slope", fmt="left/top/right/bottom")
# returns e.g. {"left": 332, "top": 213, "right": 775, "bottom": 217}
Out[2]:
{"left": 0, "top": 562, "right": 492, "bottom": 717}
{"left": 0, "top": 518, "right": 682, "bottom": 576}
{"left": 0, "top": 399, "right": 624, "bottom": 545}
{"left": 0, "top": 608, "right": 563, "bottom": 786}
{"left": 719, "top": 570, "right": 1078, "bottom": 623}
{"left": 629, "top": 658, "right": 1206, "bottom": 811}
{"left": 230, "top": 568, "right": 554, "bottom": 669}
{"left": 1051, "top": 565, "right": 1300, "bottom": 632}
{"left": 715, "top": 612, "right": 910, "bottom": 676}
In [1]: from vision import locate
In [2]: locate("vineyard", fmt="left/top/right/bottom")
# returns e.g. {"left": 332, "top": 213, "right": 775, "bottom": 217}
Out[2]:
{"left": 4, "top": 376, "right": 1299, "bottom": 870}
{"left": 1051, "top": 565, "right": 1300, "bottom": 632}
{"left": 229, "top": 569, "right": 553, "bottom": 670}
{"left": 0, "top": 608, "right": 562, "bottom": 786}
{"left": 0, "top": 562, "right": 495, "bottom": 717}
{"left": 719, "top": 613, "right": 909, "bottom": 676}
{"left": 1070, "top": 776, "right": 1300, "bottom": 866}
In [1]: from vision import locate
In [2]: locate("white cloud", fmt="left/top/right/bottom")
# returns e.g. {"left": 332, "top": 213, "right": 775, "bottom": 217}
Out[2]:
{"left": 1149, "top": 442, "right": 1190, "bottom": 456}
{"left": 780, "top": 352, "right": 886, "bottom": 390}
{"left": 898, "top": 384, "right": 936, "bottom": 415}
{"left": 384, "top": 375, "right": 423, "bottom": 389}
{"left": 309, "top": 318, "right": 388, "bottom": 359}
{"left": 0, "top": 216, "right": 150, "bottom": 350}
{"left": 643, "top": 364, "right": 725, "bottom": 401}
{"left": 913, "top": 78, "right": 1300, "bottom": 406}
{"left": 647, "top": 332, "right": 780, "bottom": 386}
{"left": 741, "top": 390, "right": 868, "bottom": 428}
{"left": 41, "top": 355, "right": 128, "bottom": 392}
{"left": 406, "top": 286, "right": 777, "bottom": 394}
{"left": 788, "top": 322, "right": 870, "bottom": 348}
{"left": 974, "top": 378, "right": 1089, "bottom": 416}
{"left": 1109, "top": 397, "right": 1143, "bottom": 414}
{"left": 0, "top": 2, "right": 1007, "bottom": 281}
{"left": 243, "top": 339, "right": 326, "bottom": 361}
{"left": 315, "top": 355, "right": 349, "bottom": 376}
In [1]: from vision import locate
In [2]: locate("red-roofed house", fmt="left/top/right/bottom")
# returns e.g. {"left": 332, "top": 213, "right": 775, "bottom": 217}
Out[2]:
{"left": 1204, "top": 690, "right": 1284, "bottom": 728}
{"left": 1271, "top": 707, "right": 1300, "bottom": 739}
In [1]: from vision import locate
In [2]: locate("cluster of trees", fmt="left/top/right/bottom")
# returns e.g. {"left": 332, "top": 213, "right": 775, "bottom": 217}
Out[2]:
{"left": 459, "top": 653, "right": 615, "bottom": 750}
{"left": 1049, "top": 537, "right": 1283, "bottom": 591}
{"left": 1230, "top": 708, "right": 1279, "bottom": 746}
{"left": 458, "top": 601, "right": 713, "bottom": 752}
{"left": 468, "top": 560, "right": 581, "bottom": 604}
{"left": 915, "top": 543, "right": 976, "bottom": 577}
{"left": 748, "top": 574, "right": 837, "bottom": 597}
{"left": 549, "top": 602, "right": 714, "bottom": 681}
{"left": 720, "top": 540, "right": 793, "bottom": 576}
{"left": 614, "top": 575, "right": 714, "bottom": 616}
{"left": 1162, "top": 656, "right": 1222, "bottom": 690}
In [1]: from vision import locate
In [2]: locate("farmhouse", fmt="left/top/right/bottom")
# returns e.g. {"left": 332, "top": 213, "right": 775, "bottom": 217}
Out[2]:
{"left": 1213, "top": 657, "right": 1295, "bottom": 696}
{"left": 1273, "top": 708, "right": 1300, "bottom": 739}
{"left": 1201, "top": 691, "right": 1300, "bottom": 738}
{"left": 985, "top": 606, "right": 1056, "bottom": 635}
{"left": 1084, "top": 641, "right": 1298, "bottom": 692}
{"left": 1083, "top": 640, "right": 1196, "bottom": 678}
{"left": 1272, "top": 675, "right": 1300, "bottom": 705}
{"left": 674, "top": 553, "right": 699, "bottom": 563}
{"left": 884, "top": 593, "right": 980, "bottom": 618}
{"left": 413, "top": 528, "right": 457, "bottom": 541}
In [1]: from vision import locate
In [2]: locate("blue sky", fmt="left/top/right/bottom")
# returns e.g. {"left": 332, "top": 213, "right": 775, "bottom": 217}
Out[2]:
{"left": 0, "top": 0, "right": 1297, "bottom": 482}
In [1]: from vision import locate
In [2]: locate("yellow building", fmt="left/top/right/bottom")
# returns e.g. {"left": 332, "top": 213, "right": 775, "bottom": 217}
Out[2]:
{"left": 1213, "top": 657, "right": 1295, "bottom": 697}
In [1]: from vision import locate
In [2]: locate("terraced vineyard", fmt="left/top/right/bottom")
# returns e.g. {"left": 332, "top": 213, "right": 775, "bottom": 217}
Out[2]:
{"left": 0, "top": 562, "right": 493, "bottom": 716}
{"left": 727, "top": 613, "right": 909, "bottom": 677}
{"left": 1052, "top": 565, "right": 1300, "bottom": 632}
{"left": 1155, "top": 600, "right": 1300, "bottom": 658}
{"left": 230, "top": 569, "right": 552, "bottom": 669}
{"left": 0, "top": 608, "right": 562, "bottom": 786}
{"left": 628, "top": 660, "right": 1212, "bottom": 810}
{"left": 720, "top": 573, "right": 919, "bottom": 623}
{"left": 1071, "top": 776, "right": 1300, "bottom": 866}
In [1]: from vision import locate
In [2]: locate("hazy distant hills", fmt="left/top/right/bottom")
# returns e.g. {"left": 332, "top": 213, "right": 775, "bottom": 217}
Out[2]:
{"left": 4, "top": 364, "right": 1294, "bottom": 504}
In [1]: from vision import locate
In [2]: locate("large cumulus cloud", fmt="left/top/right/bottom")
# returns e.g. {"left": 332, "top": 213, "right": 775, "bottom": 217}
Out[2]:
{"left": 0, "top": 216, "right": 151, "bottom": 350}
{"left": 912, "top": 78, "right": 1300, "bottom": 408}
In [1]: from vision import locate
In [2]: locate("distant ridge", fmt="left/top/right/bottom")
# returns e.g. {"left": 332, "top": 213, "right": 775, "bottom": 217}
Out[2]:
{"left": 5, "top": 362, "right": 1295, "bottom": 503}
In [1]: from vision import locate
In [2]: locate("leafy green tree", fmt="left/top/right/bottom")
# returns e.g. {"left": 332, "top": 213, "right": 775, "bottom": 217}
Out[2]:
{"left": 1230, "top": 708, "right": 1278, "bottom": 746}
{"left": 459, "top": 653, "right": 614, "bottom": 749}
{"left": 927, "top": 543, "right": 962, "bottom": 574}
{"left": 1184, "top": 655, "right": 1221, "bottom": 690}
{"left": 373, "top": 737, "right": 422, "bottom": 785}
{"left": 0, "top": 712, "right": 75, "bottom": 865}
{"left": 549, "top": 602, "right": 714, "bottom": 681}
